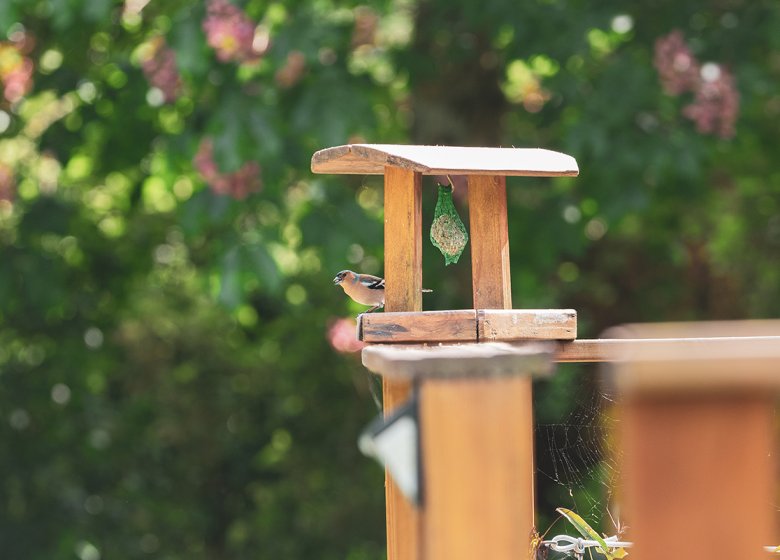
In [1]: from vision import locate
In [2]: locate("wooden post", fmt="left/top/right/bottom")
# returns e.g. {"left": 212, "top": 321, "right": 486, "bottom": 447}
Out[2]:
{"left": 419, "top": 175, "right": 535, "bottom": 560}
{"left": 383, "top": 165, "right": 422, "bottom": 560}
{"left": 468, "top": 175, "right": 512, "bottom": 308}
{"left": 622, "top": 395, "right": 773, "bottom": 560}
{"left": 610, "top": 325, "right": 780, "bottom": 560}
{"left": 311, "top": 144, "right": 579, "bottom": 560}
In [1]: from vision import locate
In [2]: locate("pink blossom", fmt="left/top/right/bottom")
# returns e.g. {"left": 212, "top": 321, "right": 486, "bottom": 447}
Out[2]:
{"left": 0, "top": 44, "right": 34, "bottom": 104}
{"left": 193, "top": 138, "right": 262, "bottom": 200}
{"left": 682, "top": 66, "right": 739, "bottom": 139}
{"left": 653, "top": 30, "right": 700, "bottom": 95}
{"left": 140, "top": 37, "right": 182, "bottom": 103}
{"left": 327, "top": 317, "right": 365, "bottom": 354}
{"left": 653, "top": 30, "right": 739, "bottom": 139}
{"left": 203, "top": 0, "right": 264, "bottom": 63}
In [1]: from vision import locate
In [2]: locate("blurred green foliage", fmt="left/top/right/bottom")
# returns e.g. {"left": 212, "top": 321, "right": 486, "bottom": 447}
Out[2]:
{"left": 1, "top": 0, "right": 779, "bottom": 557}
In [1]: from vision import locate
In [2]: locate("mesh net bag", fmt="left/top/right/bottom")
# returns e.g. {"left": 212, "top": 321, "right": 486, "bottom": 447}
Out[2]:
{"left": 430, "top": 182, "right": 469, "bottom": 265}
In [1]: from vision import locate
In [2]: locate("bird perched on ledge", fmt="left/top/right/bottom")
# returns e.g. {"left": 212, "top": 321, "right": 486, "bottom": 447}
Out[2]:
{"left": 333, "top": 270, "right": 431, "bottom": 313}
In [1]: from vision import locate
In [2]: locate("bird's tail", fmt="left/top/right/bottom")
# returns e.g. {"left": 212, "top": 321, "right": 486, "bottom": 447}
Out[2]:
{"left": 422, "top": 289, "right": 433, "bottom": 293}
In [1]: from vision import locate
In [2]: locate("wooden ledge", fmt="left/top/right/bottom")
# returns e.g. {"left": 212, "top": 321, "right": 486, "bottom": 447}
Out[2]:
{"left": 361, "top": 335, "right": 780, "bottom": 379}
{"left": 362, "top": 342, "right": 555, "bottom": 379}
{"left": 556, "top": 336, "right": 780, "bottom": 364}
{"left": 359, "top": 309, "right": 577, "bottom": 343}
{"left": 311, "top": 144, "right": 579, "bottom": 177}
{"left": 602, "top": 322, "right": 780, "bottom": 394}
{"left": 603, "top": 336, "right": 780, "bottom": 394}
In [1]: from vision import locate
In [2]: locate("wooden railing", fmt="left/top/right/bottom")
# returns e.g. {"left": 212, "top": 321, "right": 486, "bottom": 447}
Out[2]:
{"left": 362, "top": 323, "right": 780, "bottom": 560}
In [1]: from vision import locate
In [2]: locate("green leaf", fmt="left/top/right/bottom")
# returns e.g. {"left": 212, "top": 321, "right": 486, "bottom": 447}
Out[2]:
{"left": 556, "top": 507, "right": 616, "bottom": 560}
{"left": 244, "top": 242, "right": 281, "bottom": 294}
{"left": 169, "top": 9, "right": 210, "bottom": 77}
{"left": 218, "top": 246, "right": 242, "bottom": 309}
{"left": 82, "top": 0, "right": 112, "bottom": 22}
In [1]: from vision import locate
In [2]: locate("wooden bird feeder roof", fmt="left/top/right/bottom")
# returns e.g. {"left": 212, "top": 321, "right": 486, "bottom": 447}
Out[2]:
{"left": 311, "top": 144, "right": 579, "bottom": 177}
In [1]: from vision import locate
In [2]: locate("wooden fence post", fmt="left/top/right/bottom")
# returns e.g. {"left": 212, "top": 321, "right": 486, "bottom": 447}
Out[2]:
{"left": 419, "top": 175, "right": 536, "bottom": 560}
{"left": 363, "top": 343, "right": 554, "bottom": 560}
{"left": 609, "top": 323, "right": 780, "bottom": 560}
{"left": 311, "top": 144, "right": 579, "bottom": 560}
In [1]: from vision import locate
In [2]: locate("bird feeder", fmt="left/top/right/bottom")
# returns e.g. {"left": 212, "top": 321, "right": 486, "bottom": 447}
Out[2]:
{"left": 311, "top": 145, "right": 780, "bottom": 560}
{"left": 311, "top": 144, "right": 579, "bottom": 560}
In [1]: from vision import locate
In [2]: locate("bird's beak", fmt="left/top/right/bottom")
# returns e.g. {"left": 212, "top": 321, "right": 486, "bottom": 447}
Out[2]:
{"left": 333, "top": 275, "right": 341, "bottom": 285}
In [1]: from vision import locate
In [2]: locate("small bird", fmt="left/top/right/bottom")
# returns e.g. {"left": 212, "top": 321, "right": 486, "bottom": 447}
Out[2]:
{"left": 333, "top": 270, "right": 386, "bottom": 312}
{"left": 333, "top": 270, "right": 431, "bottom": 313}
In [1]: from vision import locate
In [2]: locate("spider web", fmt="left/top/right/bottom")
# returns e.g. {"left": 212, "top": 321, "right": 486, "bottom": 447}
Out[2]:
{"left": 533, "top": 363, "right": 623, "bottom": 537}
{"left": 364, "top": 361, "right": 624, "bottom": 544}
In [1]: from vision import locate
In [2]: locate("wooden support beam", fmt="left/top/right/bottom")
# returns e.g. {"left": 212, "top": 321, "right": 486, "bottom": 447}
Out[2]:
{"left": 554, "top": 338, "right": 612, "bottom": 362}
{"left": 468, "top": 175, "right": 512, "bottom": 310}
{"left": 610, "top": 322, "right": 780, "bottom": 560}
{"left": 358, "top": 309, "right": 577, "bottom": 343}
{"left": 362, "top": 336, "right": 780, "bottom": 375}
{"left": 554, "top": 335, "right": 780, "bottom": 364}
{"left": 417, "top": 174, "right": 535, "bottom": 560}
{"left": 382, "top": 165, "right": 422, "bottom": 560}
{"left": 466, "top": 175, "right": 535, "bottom": 560}
{"left": 384, "top": 166, "right": 422, "bottom": 314}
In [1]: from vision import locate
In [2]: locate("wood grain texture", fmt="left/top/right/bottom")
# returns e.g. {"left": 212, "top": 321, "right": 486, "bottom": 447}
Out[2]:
{"left": 605, "top": 319, "right": 780, "bottom": 339}
{"left": 362, "top": 337, "right": 780, "bottom": 374}
{"left": 614, "top": 321, "right": 780, "bottom": 560}
{"left": 358, "top": 309, "right": 576, "bottom": 343}
{"left": 554, "top": 339, "right": 613, "bottom": 362}
{"left": 555, "top": 335, "right": 780, "bottom": 366}
{"left": 421, "top": 376, "right": 537, "bottom": 560}
{"left": 382, "top": 375, "right": 419, "bottom": 560}
{"left": 478, "top": 309, "right": 576, "bottom": 341}
{"left": 311, "top": 144, "right": 579, "bottom": 177}
{"left": 382, "top": 165, "right": 422, "bottom": 560}
{"left": 468, "top": 175, "right": 512, "bottom": 309}
{"left": 621, "top": 395, "right": 774, "bottom": 560}
{"left": 602, "top": 322, "right": 780, "bottom": 393}
{"left": 362, "top": 342, "right": 555, "bottom": 380}
{"left": 384, "top": 166, "right": 422, "bottom": 314}
{"left": 360, "top": 310, "right": 477, "bottom": 342}
{"left": 418, "top": 172, "right": 537, "bottom": 560}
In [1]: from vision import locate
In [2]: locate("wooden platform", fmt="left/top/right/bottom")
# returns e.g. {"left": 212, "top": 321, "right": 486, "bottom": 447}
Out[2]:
{"left": 358, "top": 309, "right": 577, "bottom": 343}
{"left": 311, "top": 144, "right": 579, "bottom": 177}
{"left": 362, "top": 341, "right": 555, "bottom": 379}
{"left": 362, "top": 336, "right": 780, "bottom": 379}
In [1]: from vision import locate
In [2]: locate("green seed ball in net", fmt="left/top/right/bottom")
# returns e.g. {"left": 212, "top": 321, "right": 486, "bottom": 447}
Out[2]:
{"left": 429, "top": 183, "right": 469, "bottom": 265}
{"left": 431, "top": 214, "right": 468, "bottom": 264}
